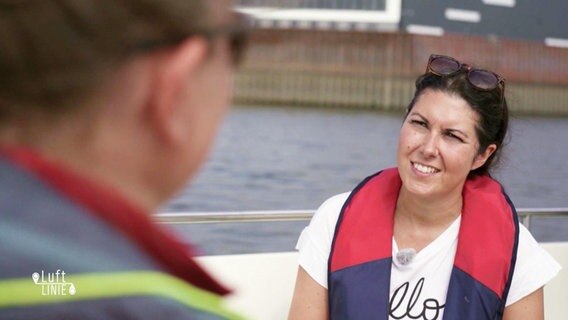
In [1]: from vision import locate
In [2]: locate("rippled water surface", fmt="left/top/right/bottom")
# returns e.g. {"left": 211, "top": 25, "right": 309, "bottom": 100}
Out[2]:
{"left": 160, "top": 105, "right": 568, "bottom": 254}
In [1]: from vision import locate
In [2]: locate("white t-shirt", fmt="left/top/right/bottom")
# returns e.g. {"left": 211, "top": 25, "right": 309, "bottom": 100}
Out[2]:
{"left": 297, "top": 192, "right": 562, "bottom": 320}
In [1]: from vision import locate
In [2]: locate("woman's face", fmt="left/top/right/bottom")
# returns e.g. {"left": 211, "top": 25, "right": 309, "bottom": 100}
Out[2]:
{"left": 397, "top": 89, "right": 495, "bottom": 200}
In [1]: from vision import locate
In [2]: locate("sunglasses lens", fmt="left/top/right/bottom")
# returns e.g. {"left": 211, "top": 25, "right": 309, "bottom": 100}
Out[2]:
{"left": 468, "top": 69, "right": 499, "bottom": 90}
{"left": 430, "top": 56, "right": 460, "bottom": 75}
{"left": 231, "top": 30, "right": 247, "bottom": 65}
{"left": 229, "top": 13, "right": 252, "bottom": 65}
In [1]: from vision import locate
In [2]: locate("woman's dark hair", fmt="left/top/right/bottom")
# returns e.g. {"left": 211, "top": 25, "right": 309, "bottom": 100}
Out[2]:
{"left": 405, "top": 70, "right": 509, "bottom": 178}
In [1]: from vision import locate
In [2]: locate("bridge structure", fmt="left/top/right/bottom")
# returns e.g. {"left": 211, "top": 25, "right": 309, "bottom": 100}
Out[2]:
{"left": 233, "top": 1, "right": 568, "bottom": 115}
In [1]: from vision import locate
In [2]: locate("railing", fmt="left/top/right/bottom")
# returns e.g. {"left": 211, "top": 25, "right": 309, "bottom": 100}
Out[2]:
{"left": 156, "top": 210, "right": 314, "bottom": 224}
{"left": 516, "top": 208, "right": 568, "bottom": 230}
{"left": 155, "top": 208, "right": 568, "bottom": 231}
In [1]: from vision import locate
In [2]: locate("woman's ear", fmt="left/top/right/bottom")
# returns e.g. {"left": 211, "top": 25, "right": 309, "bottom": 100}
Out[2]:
{"left": 146, "top": 37, "right": 209, "bottom": 145}
{"left": 472, "top": 143, "right": 497, "bottom": 171}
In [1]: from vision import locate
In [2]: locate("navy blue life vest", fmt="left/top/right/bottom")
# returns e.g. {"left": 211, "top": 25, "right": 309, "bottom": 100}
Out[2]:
{"left": 328, "top": 168, "right": 519, "bottom": 320}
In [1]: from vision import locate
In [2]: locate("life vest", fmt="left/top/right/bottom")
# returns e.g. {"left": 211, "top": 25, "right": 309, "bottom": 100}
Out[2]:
{"left": 328, "top": 168, "right": 519, "bottom": 320}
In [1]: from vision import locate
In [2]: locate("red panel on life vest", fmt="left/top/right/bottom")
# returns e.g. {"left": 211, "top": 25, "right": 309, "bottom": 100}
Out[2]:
{"left": 455, "top": 175, "right": 516, "bottom": 299}
{"left": 330, "top": 168, "right": 401, "bottom": 272}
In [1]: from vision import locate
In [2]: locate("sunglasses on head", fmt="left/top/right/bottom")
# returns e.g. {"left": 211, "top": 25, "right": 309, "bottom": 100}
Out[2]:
{"left": 426, "top": 54, "right": 505, "bottom": 97}
{"left": 131, "top": 11, "right": 253, "bottom": 66}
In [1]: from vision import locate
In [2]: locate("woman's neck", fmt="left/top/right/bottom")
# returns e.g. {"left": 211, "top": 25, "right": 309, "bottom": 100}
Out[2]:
{"left": 396, "top": 187, "right": 462, "bottom": 227}
{"left": 393, "top": 187, "right": 462, "bottom": 251}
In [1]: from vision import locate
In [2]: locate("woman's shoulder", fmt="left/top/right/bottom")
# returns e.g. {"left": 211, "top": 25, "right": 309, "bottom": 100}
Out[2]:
{"left": 516, "top": 223, "right": 561, "bottom": 273}
{"left": 517, "top": 223, "right": 560, "bottom": 265}
{"left": 506, "top": 222, "right": 562, "bottom": 305}
{"left": 309, "top": 192, "right": 351, "bottom": 230}
{"left": 318, "top": 192, "right": 351, "bottom": 211}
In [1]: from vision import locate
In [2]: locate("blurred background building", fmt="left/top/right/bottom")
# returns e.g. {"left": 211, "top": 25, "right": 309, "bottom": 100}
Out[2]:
{"left": 234, "top": 0, "right": 568, "bottom": 115}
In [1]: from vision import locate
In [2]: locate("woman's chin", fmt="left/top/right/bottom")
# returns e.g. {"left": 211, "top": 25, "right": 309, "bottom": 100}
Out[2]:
{"left": 402, "top": 181, "right": 439, "bottom": 198}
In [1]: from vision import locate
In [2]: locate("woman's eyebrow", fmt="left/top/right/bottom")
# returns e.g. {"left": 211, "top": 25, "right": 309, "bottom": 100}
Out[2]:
{"left": 410, "top": 111, "right": 470, "bottom": 139}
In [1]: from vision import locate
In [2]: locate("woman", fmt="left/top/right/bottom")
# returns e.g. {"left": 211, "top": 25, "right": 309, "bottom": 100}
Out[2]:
{"left": 289, "top": 54, "right": 561, "bottom": 320}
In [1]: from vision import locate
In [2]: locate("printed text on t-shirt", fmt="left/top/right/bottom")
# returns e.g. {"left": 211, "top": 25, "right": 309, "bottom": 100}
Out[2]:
{"left": 389, "top": 277, "right": 445, "bottom": 320}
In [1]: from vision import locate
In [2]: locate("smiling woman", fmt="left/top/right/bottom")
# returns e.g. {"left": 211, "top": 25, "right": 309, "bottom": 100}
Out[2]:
{"left": 288, "top": 54, "right": 561, "bottom": 320}
{"left": 398, "top": 90, "right": 493, "bottom": 201}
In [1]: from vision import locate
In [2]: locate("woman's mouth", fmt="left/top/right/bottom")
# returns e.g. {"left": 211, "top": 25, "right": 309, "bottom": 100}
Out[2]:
{"left": 412, "top": 161, "right": 440, "bottom": 174}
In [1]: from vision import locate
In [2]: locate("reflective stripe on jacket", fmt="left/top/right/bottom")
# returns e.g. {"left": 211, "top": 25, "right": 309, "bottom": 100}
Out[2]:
{"left": 0, "top": 271, "right": 242, "bottom": 319}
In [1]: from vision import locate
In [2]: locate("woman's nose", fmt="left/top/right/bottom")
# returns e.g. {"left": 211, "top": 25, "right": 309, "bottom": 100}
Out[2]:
{"left": 421, "top": 133, "right": 439, "bottom": 158}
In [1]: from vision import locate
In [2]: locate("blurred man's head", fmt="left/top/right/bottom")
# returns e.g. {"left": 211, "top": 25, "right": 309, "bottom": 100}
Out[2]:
{"left": 0, "top": 0, "right": 250, "bottom": 210}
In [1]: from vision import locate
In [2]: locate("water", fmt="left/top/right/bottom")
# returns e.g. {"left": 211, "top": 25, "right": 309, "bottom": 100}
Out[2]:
{"left": 161, "top": 105, "right": 568, "bottom": 255}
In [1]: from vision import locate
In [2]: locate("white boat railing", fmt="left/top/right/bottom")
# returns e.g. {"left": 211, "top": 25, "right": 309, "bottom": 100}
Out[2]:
{"left": 155, "top": 210, "right": 314, "bottom": 223}
{"left": 155, "top": 208, "right": 568, "bottom": 231}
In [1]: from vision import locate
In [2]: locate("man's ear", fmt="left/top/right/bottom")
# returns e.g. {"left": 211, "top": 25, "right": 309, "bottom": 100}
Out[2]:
{"left": 146, "top": 37, "right": 209, "bottom": 145}
{"left": 472, "top": 143, "right": 497, "bottom": 171}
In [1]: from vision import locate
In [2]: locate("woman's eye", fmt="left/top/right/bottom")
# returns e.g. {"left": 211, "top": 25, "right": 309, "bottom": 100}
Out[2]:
{"left": 410, "top": 119, "right": 427, "bottom": 127}
{"left": 445, "top": 132, "right": 464, "bottom": 142}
